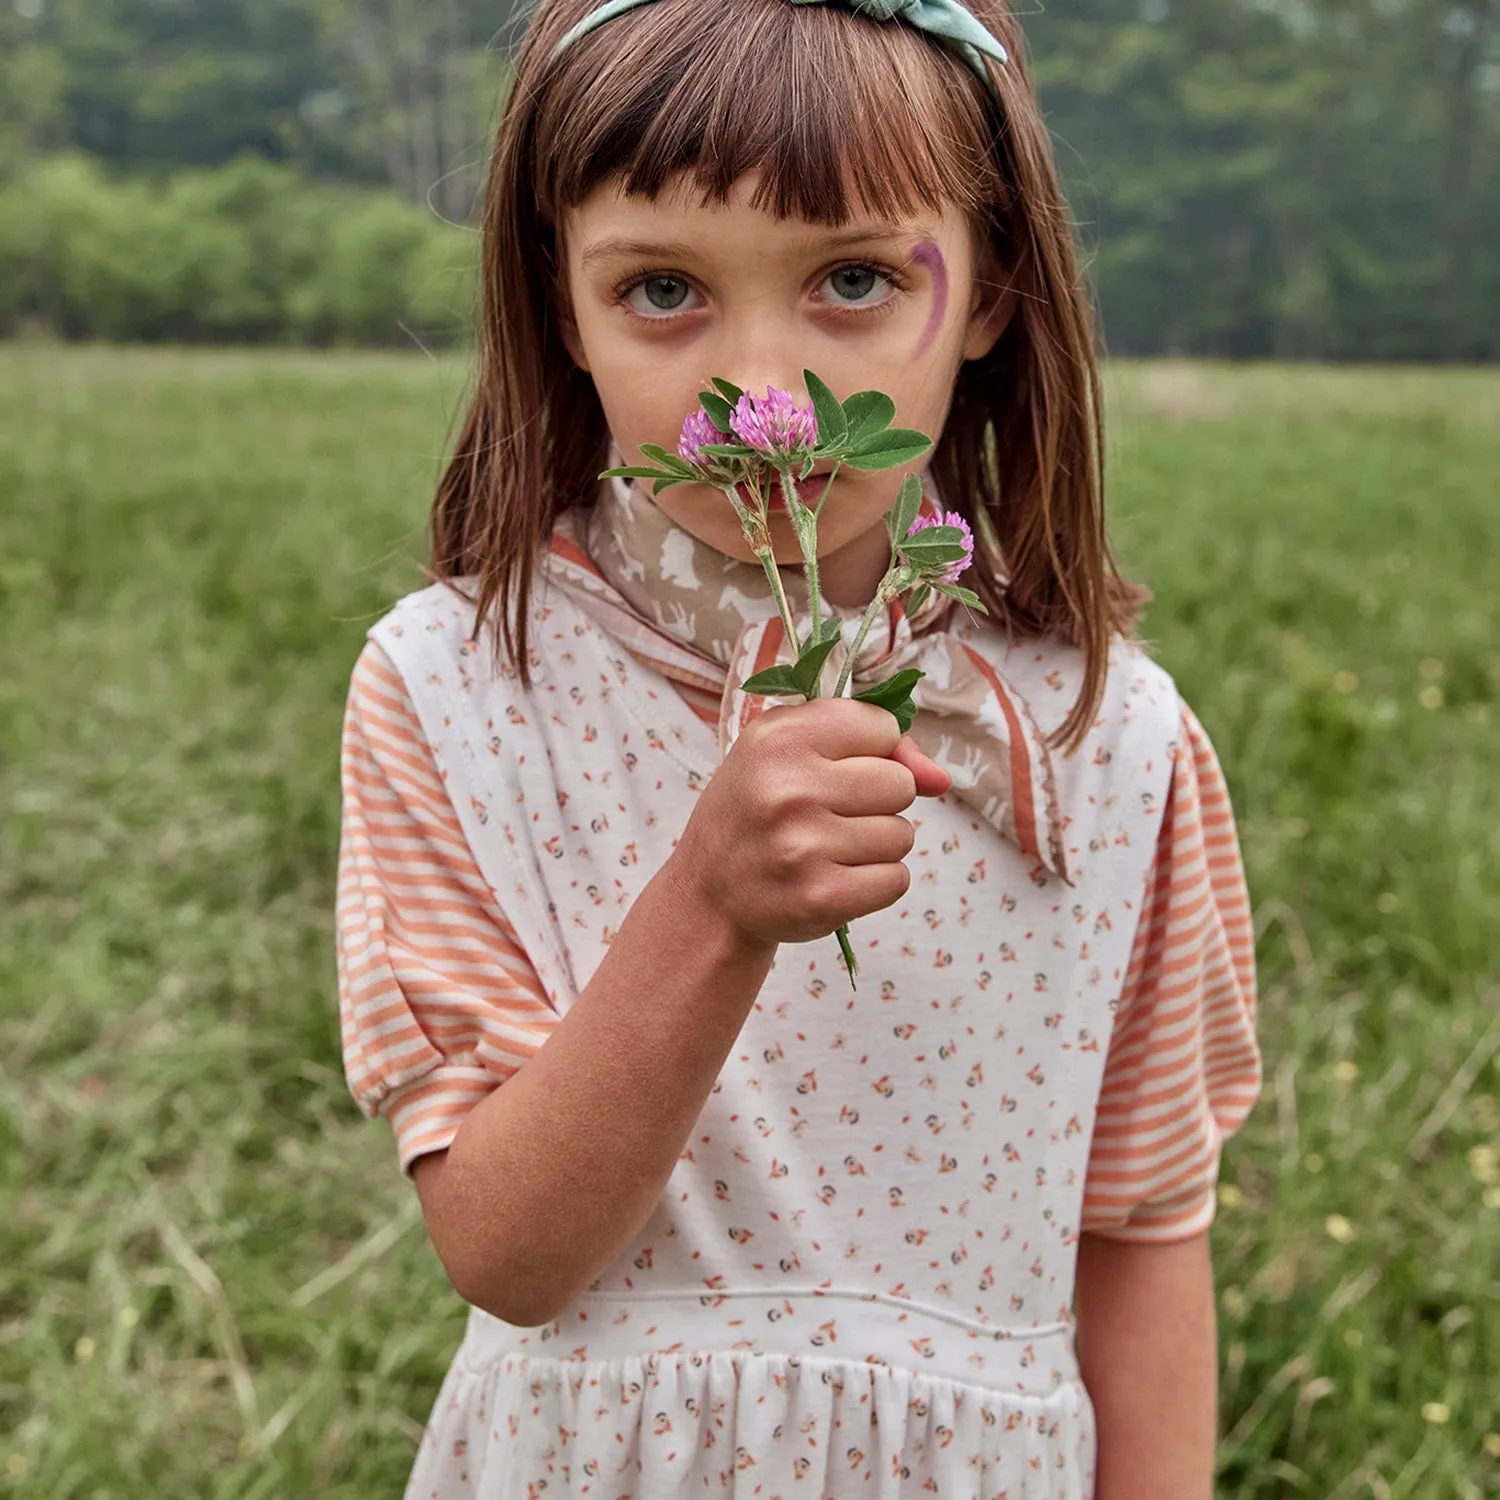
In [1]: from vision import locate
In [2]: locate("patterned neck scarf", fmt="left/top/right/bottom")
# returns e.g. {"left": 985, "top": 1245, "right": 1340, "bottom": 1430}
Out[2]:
{"left": 542, "top": 448, "right": 1069, "bottom": 881}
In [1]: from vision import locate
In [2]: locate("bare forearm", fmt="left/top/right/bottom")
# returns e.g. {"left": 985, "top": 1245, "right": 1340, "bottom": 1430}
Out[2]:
{"left": 414, "top": 853, "right": 777, "bottom": 1326}
{"left": 1075, "top": 1229, "right": 1219, "bottom": 1500}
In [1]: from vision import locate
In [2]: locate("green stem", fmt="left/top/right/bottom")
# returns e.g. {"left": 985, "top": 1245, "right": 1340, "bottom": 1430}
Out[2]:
{"left": 835, "top": 923, "right": 858, "bottom": 989}
{"left": 782, "top": 457, "right": 846, "bottom": 700}
{"left": 721, "top": 477, "right": 800, "bottom": 653}
{"left": 786, "top": 468, "right": 822, "bottom": 621}
{"left": 779, "top": 466, "right": 821, "bottom": 658}
{"left": 759, "top": 549, "right": 800, "bottom": 656}
{"left": 812, "top": 460, "right": 843, "bottom": 524}
{"left": 832, "top": 575, "right": 898, "bottom": 699}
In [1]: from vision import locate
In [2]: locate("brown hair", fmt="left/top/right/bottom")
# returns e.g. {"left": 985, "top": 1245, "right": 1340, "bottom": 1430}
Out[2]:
{"left": 429, "top": 0, "right": 1147, "bottom": 751}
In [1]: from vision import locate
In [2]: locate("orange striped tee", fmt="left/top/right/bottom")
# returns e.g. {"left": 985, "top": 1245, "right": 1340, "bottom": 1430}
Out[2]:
{"left": 336, "top": 637, "right": 1261, "bottom": 1244}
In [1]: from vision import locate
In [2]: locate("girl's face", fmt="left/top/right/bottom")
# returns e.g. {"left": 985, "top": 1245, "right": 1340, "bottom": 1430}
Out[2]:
{"left": 558, "top": 169, "right": 1013, "bottom": 607}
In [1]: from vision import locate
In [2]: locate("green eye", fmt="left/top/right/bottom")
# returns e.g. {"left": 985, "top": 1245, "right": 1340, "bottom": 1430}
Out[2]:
{"left": 637, "top": 276, "right": 689, "bottom": 311}
{"left": 831, "top": 266, "right": 880, "bottom": 301}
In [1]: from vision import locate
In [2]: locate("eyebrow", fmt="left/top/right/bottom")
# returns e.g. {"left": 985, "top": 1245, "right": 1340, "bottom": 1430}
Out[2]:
{"left": 580, "top": 226, "right": 927, "bottom": 271}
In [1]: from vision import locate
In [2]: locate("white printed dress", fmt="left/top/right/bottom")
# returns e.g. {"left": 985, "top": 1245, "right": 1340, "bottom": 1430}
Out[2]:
{"left": 335, "top": 566, "right": 1261, "bottom": 1499}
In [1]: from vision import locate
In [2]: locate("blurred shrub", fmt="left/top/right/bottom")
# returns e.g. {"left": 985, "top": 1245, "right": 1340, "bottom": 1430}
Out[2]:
{"left": 0, "top": 153, "right": 477, "bottom": 346}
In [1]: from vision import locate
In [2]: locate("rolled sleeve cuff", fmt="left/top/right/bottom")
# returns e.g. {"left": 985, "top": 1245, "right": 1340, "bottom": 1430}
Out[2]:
{"left": 1083, "top": 1183, "right": 1218, "bottom": 1244}
{"left": 383, "top": 1064, "right": 501, "bottom": 1176}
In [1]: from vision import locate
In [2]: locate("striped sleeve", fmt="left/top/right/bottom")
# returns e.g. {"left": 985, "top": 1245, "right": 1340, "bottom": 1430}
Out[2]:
{"left": 1079, "top": 703, "right": 1262, "bottom": 1243}
{"left": 335, "top": 638, "right": 559, "bottom": 1174}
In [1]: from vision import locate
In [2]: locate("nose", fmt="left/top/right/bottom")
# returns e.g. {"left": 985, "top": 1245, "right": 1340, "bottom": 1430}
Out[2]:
{"left": 716, "top": 313, "right": 809, "bottom": 407}
{"left": 724, "top": 371, "right": 808, "bottom": 407}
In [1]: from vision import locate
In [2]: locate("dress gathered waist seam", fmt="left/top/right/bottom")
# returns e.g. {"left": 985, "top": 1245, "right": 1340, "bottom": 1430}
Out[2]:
{"left": 458, "top": 1288, "right": 1081, "bottom": 1398}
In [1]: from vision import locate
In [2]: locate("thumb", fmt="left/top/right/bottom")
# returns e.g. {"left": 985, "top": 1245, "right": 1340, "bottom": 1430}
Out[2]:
{"left": 890, "top": 734, "right": 952, "bottom": 799}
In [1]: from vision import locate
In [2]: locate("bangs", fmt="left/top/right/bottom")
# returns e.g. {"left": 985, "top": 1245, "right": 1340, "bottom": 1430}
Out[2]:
{"left": 530, "top": 0, "right": 1008, "bottom": 229}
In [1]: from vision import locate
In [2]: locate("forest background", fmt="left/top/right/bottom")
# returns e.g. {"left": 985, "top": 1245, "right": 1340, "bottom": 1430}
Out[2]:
{"left": 1, "top": 0, "right": 1497, "bottom": 359}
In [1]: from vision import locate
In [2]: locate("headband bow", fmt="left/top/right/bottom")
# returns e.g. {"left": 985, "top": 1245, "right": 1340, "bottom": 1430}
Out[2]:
{"left": 551, "top": 0, "right": 1008, "bottom": 95}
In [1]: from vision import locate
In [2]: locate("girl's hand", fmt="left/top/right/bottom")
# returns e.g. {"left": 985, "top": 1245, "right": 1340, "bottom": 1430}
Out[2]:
{"left": 670, "top": 698, "right": 953, "bottom": 951}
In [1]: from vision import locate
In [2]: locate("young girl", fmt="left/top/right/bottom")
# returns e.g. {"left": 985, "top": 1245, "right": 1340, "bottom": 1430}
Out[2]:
{"left": 335, "top": 0, "right": 1262, "bottom": 1494}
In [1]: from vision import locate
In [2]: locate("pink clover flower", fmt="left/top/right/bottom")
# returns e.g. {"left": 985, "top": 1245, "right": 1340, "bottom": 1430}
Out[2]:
{"left": 904, "top": 509, "right": 975, "bottom": 583}
{"left": 729, "top": 387, "right": 818, "bottom": 460}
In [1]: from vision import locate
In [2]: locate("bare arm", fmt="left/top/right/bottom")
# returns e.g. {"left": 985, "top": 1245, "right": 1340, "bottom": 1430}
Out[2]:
{"left": 1075, "top": 1229, "right": 1219, "bottom": 1500}
{"left": 411, "top": 852, "right": 778, "bottom": 1327}
{"left": 410, "top": 703, "right": 951, "bottom": 1328}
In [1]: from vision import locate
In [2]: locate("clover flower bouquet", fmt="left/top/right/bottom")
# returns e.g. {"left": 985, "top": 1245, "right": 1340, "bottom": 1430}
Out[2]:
{"left": 602, "top": 370, "right": 985, "bottom": 988}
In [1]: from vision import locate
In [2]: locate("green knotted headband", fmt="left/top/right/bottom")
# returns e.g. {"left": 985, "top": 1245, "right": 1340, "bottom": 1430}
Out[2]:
{"left": 550, "top": 0, "right": 1009, "bottom": 96}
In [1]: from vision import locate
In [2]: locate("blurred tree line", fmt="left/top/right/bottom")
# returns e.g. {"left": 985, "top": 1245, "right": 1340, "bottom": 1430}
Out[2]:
{"left": 0, "top": 0, "right": 1494, "bottom": 357}
{"left": 1028, "top": 0, "right": 1499, "bottom": 360}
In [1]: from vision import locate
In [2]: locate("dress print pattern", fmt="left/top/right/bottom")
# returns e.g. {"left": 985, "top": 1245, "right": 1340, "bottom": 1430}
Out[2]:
{"left": 336, "top": 569, "right": 1261, "bottom": 1499}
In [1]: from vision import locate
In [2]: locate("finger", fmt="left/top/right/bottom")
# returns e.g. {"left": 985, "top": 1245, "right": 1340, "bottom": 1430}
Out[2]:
{"left": 819, "top": 757, "right": 919, "bottom": 817}
{"left": 824, "top": 859, "right": 911, "bottom": 921}
{"left": 824, "top": 814, "right": 916, "bottom": 867}
{"left": 760, "top": 696, "right": 903, "bottom": 762}
{"left": 889, "top": 735, "right": 953, "bottom": 799}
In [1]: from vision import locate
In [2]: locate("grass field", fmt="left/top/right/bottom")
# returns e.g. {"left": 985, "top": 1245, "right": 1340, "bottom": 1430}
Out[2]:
{"left": 1, "top": 346, "right": 1497, "bottom": 1498}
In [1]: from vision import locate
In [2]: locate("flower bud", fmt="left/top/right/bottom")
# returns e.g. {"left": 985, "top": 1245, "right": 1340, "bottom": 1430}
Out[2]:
{"left": 678, "top": 407, "right": 727, "bottom": 469}
{"left": 902, "top": 510, "right": 975, "bottom": 583}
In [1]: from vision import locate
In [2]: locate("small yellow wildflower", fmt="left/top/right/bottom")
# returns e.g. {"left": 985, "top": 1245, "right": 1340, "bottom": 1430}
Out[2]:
{"left": 1331, "top": 1061, "right": 1359, "bottom": 1083}
{"left": 74, "top": 1336, "right": 96, "bottom": 1364}
{"left": 1218, "top": 1183, "right": 1245, "bottom": 1210}
{"left": 1343, "top": 1328, "right": 1363, "bottom": 1349}
{"left": 1422, "top": 1402, "right": 1451, "bottom": 1425}
{"left": 1325, "top": 1214, "right": 1356, "bottom": 1244}
{"left": 1468, "top": 1145, "right": 1499, "bottom": 1186}
{"left": 1484, "top": 1186, "right": 1500, "bottom": 1211}
{"left": 1304, "top": 1153, "right": 1324, "bottom": 1174}
{"left": 1420, "top": 685, "right": 1444, "bottom": 710}
{"left": 118, "top": 1305, "right": 139, "bottom": 1328}
{"left": 1483, "top": 1433, "right": 1500, "bottom": 1457}
{"left": 1376, "top": 892, "right": 1399, "bottom": 915}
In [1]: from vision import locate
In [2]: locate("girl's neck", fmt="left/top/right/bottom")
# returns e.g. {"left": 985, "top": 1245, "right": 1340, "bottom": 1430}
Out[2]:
{"left": 816, "top": 516, "right": 899, "bottom": 610}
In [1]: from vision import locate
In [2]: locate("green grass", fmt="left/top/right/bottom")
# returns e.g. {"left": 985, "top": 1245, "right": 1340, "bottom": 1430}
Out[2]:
{"left": 1, "top": 346, "right": 1497, "bottom": 1498}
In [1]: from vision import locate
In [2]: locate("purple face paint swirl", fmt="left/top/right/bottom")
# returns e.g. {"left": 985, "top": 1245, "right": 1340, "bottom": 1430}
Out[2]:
{"left": 911, "top": 240, "right": 948, "bottom": 358}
